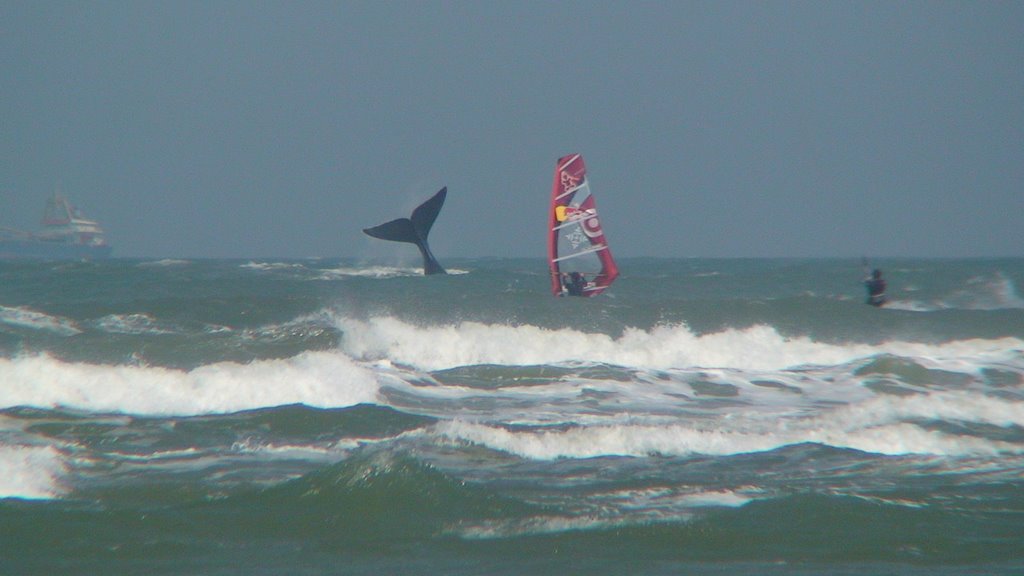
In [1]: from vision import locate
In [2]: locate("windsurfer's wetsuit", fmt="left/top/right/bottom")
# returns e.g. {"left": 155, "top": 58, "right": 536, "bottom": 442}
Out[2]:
{"left": 562, "top": 272, "right": 586, "bottom": 297}
{"left": 865, "top": 269, "right": 887, "bottom": 307}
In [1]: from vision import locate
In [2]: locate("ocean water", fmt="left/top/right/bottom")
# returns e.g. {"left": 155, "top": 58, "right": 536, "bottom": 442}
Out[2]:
{"left": 1, "top": 257, "right": 1022, "bottom": 575}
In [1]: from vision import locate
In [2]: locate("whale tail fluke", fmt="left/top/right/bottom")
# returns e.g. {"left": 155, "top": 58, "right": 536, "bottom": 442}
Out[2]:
{"left": 362, "top": 187, "right": 447, "bottom": 275}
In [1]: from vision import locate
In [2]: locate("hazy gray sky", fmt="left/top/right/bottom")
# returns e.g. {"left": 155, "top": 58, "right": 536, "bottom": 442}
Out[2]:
{"left": 3, "top": 1, "right": 1022, "bottom": 258}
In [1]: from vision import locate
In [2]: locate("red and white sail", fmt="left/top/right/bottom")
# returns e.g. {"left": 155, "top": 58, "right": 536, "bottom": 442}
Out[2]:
{"left": 547, "top": 154, "right": 619, "bottom": 297}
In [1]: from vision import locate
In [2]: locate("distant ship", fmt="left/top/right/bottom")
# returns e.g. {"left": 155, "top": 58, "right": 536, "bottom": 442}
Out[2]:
{"left": 0, "top": 193, "right": 112, "bottom": 260}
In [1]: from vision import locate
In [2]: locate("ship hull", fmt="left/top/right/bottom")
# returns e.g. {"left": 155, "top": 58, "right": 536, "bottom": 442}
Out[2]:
{"left": 0, "top": 240, "right": 113, "bottom": 260}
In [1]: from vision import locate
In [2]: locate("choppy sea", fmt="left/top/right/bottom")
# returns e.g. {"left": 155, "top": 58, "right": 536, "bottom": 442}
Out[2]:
{"left": 1, "top": 257, "right": 1022, "bottom": 575}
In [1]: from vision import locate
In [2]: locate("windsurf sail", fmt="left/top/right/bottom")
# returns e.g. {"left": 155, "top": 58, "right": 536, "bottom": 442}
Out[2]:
{"left": 547, "top": 154, "right": 619, "bottom": 297}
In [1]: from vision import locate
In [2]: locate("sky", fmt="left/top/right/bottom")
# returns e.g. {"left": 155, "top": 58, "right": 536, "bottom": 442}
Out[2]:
{"left": 3, "top": 1, "right": 1022, "bottom": 259}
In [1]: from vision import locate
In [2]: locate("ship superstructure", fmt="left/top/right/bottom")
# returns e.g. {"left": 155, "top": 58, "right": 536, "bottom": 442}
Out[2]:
{"left": 0, "top": 193, "right": 112, "bottom": 259}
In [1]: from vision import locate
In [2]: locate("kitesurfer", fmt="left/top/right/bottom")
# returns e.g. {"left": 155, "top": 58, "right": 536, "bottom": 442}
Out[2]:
{"left": 864, "top": 268, "right": 887, "bottom": 307}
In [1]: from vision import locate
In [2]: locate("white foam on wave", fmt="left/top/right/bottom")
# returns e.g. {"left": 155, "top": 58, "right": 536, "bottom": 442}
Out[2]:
{"left": 0, "top": 351, "right": 384, "bottom": 416}
{"left": 0, "top": 445, "right": 66, "bottom": 499}
{"left": 240, "top": 261, "right": 468, "bottom": 280}
{"left": 883, "top": 300, "right": 936, "bottom": 312}
{"left": 241, "top": 261, "right": 308, "bottom": 272}
{"left": 819, "top": 390, "right": 1024, "bottom": 430}
{"left": 230, "top": 438, "right": 343, "bottom": 461}
{"left": 317, "top": 265, "right": 429, "bottom": 279}
{"left": 138, "top": 259, "right": 190, "bottom": 267}
{"left": 438, "top": 420, "right": 784, "bottom": 459}
{"left": 458, "top": 514, "right": 632, "bottom": 540}
{"left": 958, "top": 273, "right": 1024, "bottom": 310}
{"left": 316, "top": 265, "right": 470, "bottom": 279}
{"left": 678, "top": 489, "right": 752, "bottom": 508}
{"left": 433, "top": 386, "right": 1024, "bottom": 460}
{"left": 239, "top": 309, "right": 337, "bottom": 342}
{"left": 437, "top": 388, "right": 1024, "bottom": 460}
{"left": 94, "top": 313, "right": 178, "bottom": 335}
{"left": 455, "top": 488, "right": 751, "bottom": 539}
{"left": 888, "top": 273, "right": 1024, "bottom": 312}
{"left": 337, "top": 316, "right": 1024, "bottom": 372}
{"left": 0, "top": 305, "right": 81, "bottom": 336}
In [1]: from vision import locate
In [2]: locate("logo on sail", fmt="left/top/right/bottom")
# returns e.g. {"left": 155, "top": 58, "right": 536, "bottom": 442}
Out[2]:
{"left": 581, "top": 212, "right": 603, "bottom": 238}
{"left": 560, "top": 171, "right": 580, "bottom": 194}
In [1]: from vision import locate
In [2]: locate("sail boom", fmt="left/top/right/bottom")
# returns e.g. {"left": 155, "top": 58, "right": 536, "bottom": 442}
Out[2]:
{"left": 552, "top": 244, "right": 609, "bottom": 263}
{"left": 552, "top": 216, "right": 590, "bottom": 231}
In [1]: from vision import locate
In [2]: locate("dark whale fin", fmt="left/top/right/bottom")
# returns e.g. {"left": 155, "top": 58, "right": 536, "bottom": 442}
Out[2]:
{"left": 362, "top": 187, "right": 447, "bottom": 275}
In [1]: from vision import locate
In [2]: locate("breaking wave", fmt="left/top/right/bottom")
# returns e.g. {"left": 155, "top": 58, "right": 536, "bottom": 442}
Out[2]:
{"left": 888, "top": 273, "right": 1024, "bottom": 311}
{"left": 0, "top": 305, "right": 81, "bottom": 336}
{"left": 0, "top": 444, "right": 66, "bottom": 499}
{"left": 336, "top": 315, "right": 1024, "bottom": 373}
{"left": 0, "top": 351, "right": 382, "bottom": 416}
{"left": 436, "top": 388, "right": 1024, "bottom": 460}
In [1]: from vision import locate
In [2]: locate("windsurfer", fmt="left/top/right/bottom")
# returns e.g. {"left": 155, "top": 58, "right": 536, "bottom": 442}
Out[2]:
{"left": 864, "top": 268, "right": 887, "bottom": 307}
{"left": 547, "top": 154, "right": 619, "bottom": 297}
{"left": 561, "top": 272, "right": 586, "bottom": 297}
